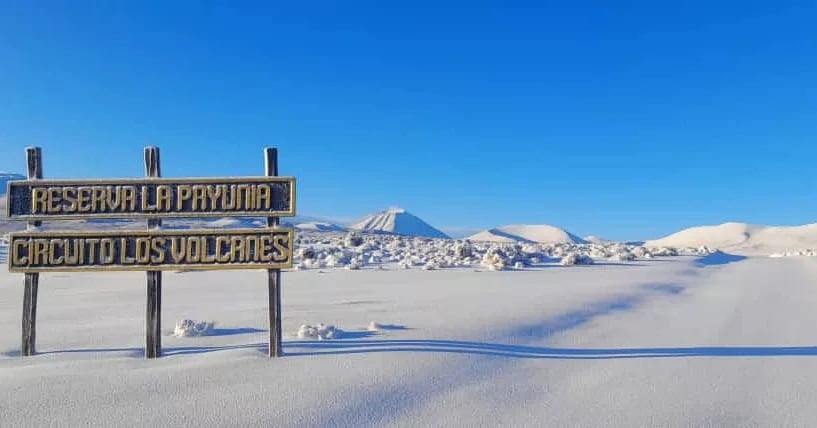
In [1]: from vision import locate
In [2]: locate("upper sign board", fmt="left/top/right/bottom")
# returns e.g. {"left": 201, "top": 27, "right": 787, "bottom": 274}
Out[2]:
{"left": 6, "top": 177, "right": 295, "bottom": 221}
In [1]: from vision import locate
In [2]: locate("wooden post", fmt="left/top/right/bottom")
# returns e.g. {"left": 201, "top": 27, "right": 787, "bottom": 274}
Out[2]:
{"left": 21, "top": 147, "right": 42, "bottom": 357}
{"left": 265, "top": 148, "right": 283, "bottom": 358}
{"left": 144, "top": 146, "right": 162, "bottom": 359}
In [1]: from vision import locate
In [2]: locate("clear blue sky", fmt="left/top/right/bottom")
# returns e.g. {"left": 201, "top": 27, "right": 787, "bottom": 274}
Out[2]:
{"left": 1, "top": 1, "right": 815, "bottom": 240}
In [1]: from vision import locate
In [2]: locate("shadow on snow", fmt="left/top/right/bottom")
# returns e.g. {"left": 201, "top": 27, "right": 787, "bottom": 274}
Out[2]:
{"left": 695, "top": 252, "right": 748, "bottom": 266}
{"left": 285, "top": 340, "right": 817, "bottom": 359}
{"left": 10, "top": 341, "right": 817, "bottom": 360}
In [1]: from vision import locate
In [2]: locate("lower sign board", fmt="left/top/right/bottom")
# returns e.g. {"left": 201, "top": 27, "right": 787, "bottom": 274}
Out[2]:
{"left": 8, "top": 228, "right": 294, "bottom": 272}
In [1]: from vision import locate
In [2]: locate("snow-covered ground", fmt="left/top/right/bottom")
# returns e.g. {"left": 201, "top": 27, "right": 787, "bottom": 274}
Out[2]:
{"left": 3, "top": 250, "right": 817, "bottom": 426}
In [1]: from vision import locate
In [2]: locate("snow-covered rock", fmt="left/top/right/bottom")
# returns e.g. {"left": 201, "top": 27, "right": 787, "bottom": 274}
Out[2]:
{"left": 560, "top": 253, "right": 594, "bottom": 266}
{"left": 173, "top": 319, "right": 214, "bottom": 337}
{"left": 297, "top": 324, "right": 341, "bottom": 340}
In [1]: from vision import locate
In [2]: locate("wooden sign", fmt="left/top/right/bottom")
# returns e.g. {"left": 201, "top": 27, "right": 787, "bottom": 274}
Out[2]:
{"left": 8, "top": 228, "right": 294, "bottom": 272}
{"left": 6, "top": 177, "right": 295, "bottom": 221}
{"left": 6, "top": 146, "right": 293, "bottom": 359}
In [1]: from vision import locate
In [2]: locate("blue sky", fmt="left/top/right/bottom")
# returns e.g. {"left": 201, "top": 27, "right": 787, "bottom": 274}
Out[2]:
{"left": 1, "top": 1, "right": 815, "bottom": 240}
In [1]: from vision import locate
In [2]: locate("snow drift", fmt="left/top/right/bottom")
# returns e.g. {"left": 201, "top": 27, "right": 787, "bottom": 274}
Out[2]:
{"left": 646, "top": 222, "right": 817, "bottom": 254}
{"left": 350, "top": 207, "right": 449, "bottom": 239}
{"left": 467, "top": 225, "right": 588, "bottom": 245}
{"left": 294, "top": 222, "right": 347, "bottom": 232}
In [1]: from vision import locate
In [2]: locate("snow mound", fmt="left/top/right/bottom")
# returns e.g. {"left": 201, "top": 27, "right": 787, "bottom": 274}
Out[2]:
{"left": 584, "top": 235, "right": 613, "bottom": 245}
{"left": 647, "top": 222, "right": 817, "bottom": 255}
{"left": 468, "top": 225, "right": 587, "bottom": 245}
{"left": 206, "top": 218, "right": 242, "bottom": 228}
{"left": 295, "top": 222, "right": 346, "bottom": 232}
{"left": 173, "top": 319, "right": 214, "bottom": 337}
{"left": 350, "top": 207, "right": 450, "bottom": 239}
{"left": 367, "top": 321, "right": 383, "bottom": 332}
{"left": 560, "top": 253, "right": 594, "bottom": 266}
{"left": 297, "top": 323, "right": 341, "bottom": 340}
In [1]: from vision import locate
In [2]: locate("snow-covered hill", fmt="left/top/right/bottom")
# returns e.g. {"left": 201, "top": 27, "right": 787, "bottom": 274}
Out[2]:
{"left": 467, "top": 225, "right": 587, "bottom": 245}
{"left": 350, "top": 207, "right": 449, "bottom": 239}
{"left": 584, "top": 235, "right": 613, "bottom": 245}
{"left": 294, "top": 222, "right": 347, "bottom": 232}
{"left": 646, "top": 222, "right": 817, "bottom": 254}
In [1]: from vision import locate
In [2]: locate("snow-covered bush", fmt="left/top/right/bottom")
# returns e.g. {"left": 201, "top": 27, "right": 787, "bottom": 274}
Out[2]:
{"left": 344, "top": 231, "right": 364, "bottom": 247}
{"left": 454, "top": 240, "right": 474, "bottom": 259}
{"left": 560, "top": 253, "right": 594, "bottom": 266}
{"left": 651, "top": 247, "right": 679, "bottom": 257}
{"left": 297, "top": 323, "right": 340, "bottom": 340}
{"left": 173, "top": 319, "right": 214, "bottom": 337}
{"left": 609, "top": 252, "right": 636, "bottom": 262}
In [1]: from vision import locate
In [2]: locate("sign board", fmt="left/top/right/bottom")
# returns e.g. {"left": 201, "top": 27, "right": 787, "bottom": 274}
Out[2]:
{"left": 6, "top": 177, "right": 295, "bottom": 221}
{"left": 8, "top": 228, "right": 294, "bottom": 272}
{"left": 7, "top": 146, "right": 293, "bottom": 359}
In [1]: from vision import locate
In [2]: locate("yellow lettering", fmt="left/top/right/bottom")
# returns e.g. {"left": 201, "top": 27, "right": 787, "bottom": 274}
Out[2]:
{"left": 236, "top": 185, "right": 249, "bottom": 210}
{"left": 170, "top": 238, "right": 185, "bottom": 263}
{"left": 229, "top": 236, "right": 245, "bottom": 262}
{"left": 122, "top": 186, "right": 137, "bottom": 211}
{"left": 135, "top": 238, "right": 151, "bottom": 263}
{"left": 208, "top": 186, "right": 224, "bottom": 211}
{"left": 12, "top": 239, "right": 28, "bottom": 266}
{"left": 215, "top": 236, "right": 230, "bottom": 262}
{"left": 272, "top": 234, "right": 289, "bottom": 262}
{"left": 201, "top": 237, "right": 216, "bottom": 263}
{"left": 246, "top": 236, "right": 260, "bottom": 262}
{"left": 77, "top": 187, "right": 92, "bottom": 212}
{"left": 259, "top": 236, "right": 273, "bottom": 262}
{"left": 151, "top": 238, "right": 166, "bottom": 264}
{"left": 62, "top": 187, "right": 78, "bottom": 213}
{"left": 64, "top": 239, "right": 81, "bottom": 265}
{"left": 257, "top": 184, "right": 271, "bottom": 210}
{"left": 156, "top": 185, "right": 171, "bottom": 211}
{"left": 49, "top": 239, "right": 65, "bottom": 265}
{"left": 99, "top": 239, "right": 115, "bottom": 264}
{"left": 32, "top": 239, "right": 48, "bottom": 265}
{"left": 225, "top": 185, "right": 238, "bottom": 209}
{"left": 141, "top": 186, "right": 156, "bottom": 212}
{"left": 47, "top": 187, "right": 61, "bottom": 213}
{"left": 106, "top": 186, "right": 122, "bottom": 211}
{"left": 92, "top": 187, "right": 106, "bottom": 212}
{"left": 178, "top": 185, "right": 192, "bottom": 210}
{"left": 31, "top": 188, "right": 48, "bottom": 214}
{"left": 120, "top": 238, "right": 136, "bottom": 264}
{"left": 186, "top": 237, "right": 201, "bottom": 263}
{"left": 86, "top": 238, "right": 100, "bottom": 264}
{"left": 192, "top": 185, "right": 208, "bottom": 211}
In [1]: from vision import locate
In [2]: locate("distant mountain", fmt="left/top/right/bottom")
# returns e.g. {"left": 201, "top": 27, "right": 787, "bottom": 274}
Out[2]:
{"left": 350, "top": 207, "right": 449, "bottom": 239}
{"left": 468, "top": 224, "right": 587, "bottom": 245}
{"left": 294, "top": 222, "right": 347, "bottom": 232}
{"left": 645, "top": 222, "right": 817, "bottom": 254}
{"left": 0, "top": 173, "right": 26, "bottom": 195}
{"left": 584, "top": 235, "right": 613, "bottom": 245}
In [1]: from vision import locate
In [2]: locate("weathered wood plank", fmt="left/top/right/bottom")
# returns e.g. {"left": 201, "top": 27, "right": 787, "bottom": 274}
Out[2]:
{"left": 266, "top": 147, "right": 283, "bottom": 358}
{"left": 144, "top": 146, "right": 162, "bottom": 359}
{"left": 22, "top": 146, "right": 42, "bottom": 357}
{"left": 8, "top": 228, "right": 294, "bottom": 272}
{"left": 6, "top": 177, "right": 296, "bottom": 221}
